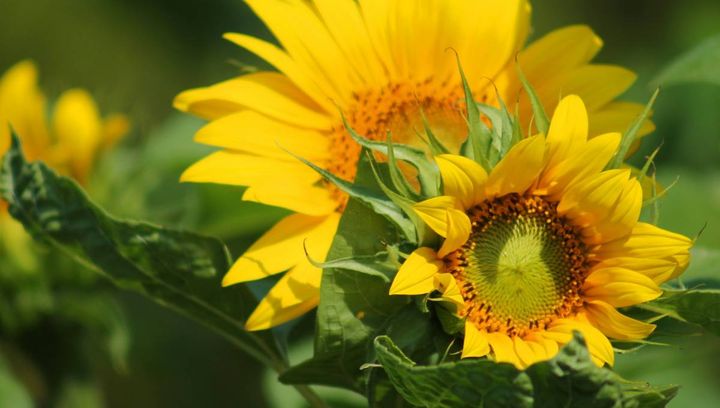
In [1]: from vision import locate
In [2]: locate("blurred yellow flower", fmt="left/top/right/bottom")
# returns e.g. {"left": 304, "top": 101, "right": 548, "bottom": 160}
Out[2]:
{"left": 0, "top": 60, "right": 129, "bottom": 267}
{"left": 390, "top": 95, "right": 690, "bottom": 369}
{"left": 176, "top": 0, "right": 654, "bottom": 331}
{"left": 0, "top": 60, "right": 129, "bottom": 184}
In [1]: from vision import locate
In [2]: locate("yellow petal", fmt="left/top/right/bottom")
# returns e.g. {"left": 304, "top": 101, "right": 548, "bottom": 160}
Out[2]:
{"left": 503, "top": 25, "right": 601, "bottom": 128}
{"left": 585, "top": 300, "right": 656, "bottom": 341}
{"left": 518, "top": 25, "right": 602, "bottom": 81}
{"left": 523, "top": 334, "right": 557, "bottom": 361}
{"left": 462, "top": 322, "right": 490, "bottom": 358}
{"left": 592, "top": 257, "right": 680, "bottom": 285}
{"left": 583, "top": 267, "right": 662, "bottom": 308}
{"left": 174, "top": 72, "right": 332, "bottom": 129}
{"left": 223, "top": 213, "right": 339, "bottom": 285}
{"left": 390, "top": 247, "right": 442, "bottom": 295}
{"left": 313, "top": 0, "right": 385, "bottom": 86}
{"left": 594, "top": 223, "right": 692, "bottom": 282}
{"left": 51, "top": 89, "right": 103, "bottom": 181}
{"left": 246, "top": 0, "right": 359, "bottom": 101}
{"left": 513, "top": 337, "right": 543, "bottom": 368}
{"left": 547, "top": 318, "right": 614, "bottom": 366}
{"left": 433, "top": 273, "right": 464, "bottom": 306}
{"left": 358, "top": 0, "right": 394, "bottom": 77}
{"left": 181, "top": 151, "right": 320, "bottom": 188}
{"left": 436, "top": 154, "right": 488, "bottom": 209}
{"left": 244, "top": 260, "right": 321, "bottom": 331}
{"left": 438, "top": 208, "right": 472, "bottom": 258}
{"left": 194, "top": 110, "right": 329, "bottom": 161}
{"left": 243, "top": 184, "right": 337, "bottom": 217}
{"left": 545, "top": 95, "right": 589, "bottom": 168}
{"left": 603, "top": 178, "right": 643, "bottom": 242}
{"left": 487, "top": 332, "right": 522, "bottom": 368}
{"left": 413, "top": 196, "right": 462, "bottom": 237}
{"left": 588, "top": 102, "right": 655, "bottom": 140}
{"left": 223, "top": 33, "right": 335, "bottom": 113}
{"left": 0, "top": 60, "right": 49, "bottom": 160}
{"left": 539, "top": 132, "right": 621, "bottom": 199}
{"left": 100, "top": 113, "right": 130, "bottom": 151}
{"left": 561, "top": 65, "right": 637, "bottom": 111}
{"left": 485, "top": 134, "right": 545, "bottom": 198}
{"left": 558, "top": 169, "right": 640, "bottom": 244}
{"left": 451, "top": 0, "right": 531, "bottom": 88}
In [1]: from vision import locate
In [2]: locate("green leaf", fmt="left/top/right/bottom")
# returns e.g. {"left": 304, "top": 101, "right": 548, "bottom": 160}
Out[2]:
{"left": 0, "top": 134, "right": 286, "bottom": 370}
{"left": 374, "top": 333, "right": 677, "bottom": 408}
{"left": 374, "top": 335, "right": 534, "bottom": 408}
{"left": 654, "top": 33, "right": 720, "bottom": 87}
{"left": 640, "top": 289, "right": 720, "bottom": 336}
{"left": 366, "top": 305, "right": 452, "bottom": 407}
{"left": 281, "top": 191, "right": 408, "bottom": 391}
{"left": 607, "top": 89, "right": 659, "bottom": 169}
{"left": 281, "top": 158, "right": 447, "bottom": 392}
{"left": 367, "top": 367, "right": 407, "bottom": 408}
{"left": 53, "top": 293, "right": 131, "bottom": 372}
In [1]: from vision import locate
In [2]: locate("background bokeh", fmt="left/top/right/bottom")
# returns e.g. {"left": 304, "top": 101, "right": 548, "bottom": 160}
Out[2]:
{"left": 1, "top": 0, "right": 718, "bottom": 407}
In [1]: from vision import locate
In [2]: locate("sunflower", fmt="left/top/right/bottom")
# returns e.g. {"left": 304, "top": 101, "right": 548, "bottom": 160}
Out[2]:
{"left": 388, "top": 95, "right": 691, "bottom": 368}
{"left": 0, "top": 60, "right": 129, "bottom": 268}
{"left": 176, "top": 0, "right": 653, "bottom": 331}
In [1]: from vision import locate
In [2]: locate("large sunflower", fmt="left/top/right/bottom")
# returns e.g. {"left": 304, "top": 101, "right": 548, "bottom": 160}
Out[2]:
{"left": 0, "top": 60, "right": 128, "bottom": 267}
{"left": 389, "top": 95, "right": 691, "bottom": 368}
{"left": 176, "top": 0, "right": 654, "bottom": 331}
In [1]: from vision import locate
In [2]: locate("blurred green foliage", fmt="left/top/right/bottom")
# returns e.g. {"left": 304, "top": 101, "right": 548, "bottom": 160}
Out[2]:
{"left": 1, "top": 0, "right": 719, "bottom": 407}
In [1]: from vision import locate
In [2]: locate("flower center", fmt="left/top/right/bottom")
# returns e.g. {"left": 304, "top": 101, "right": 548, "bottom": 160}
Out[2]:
{"left": 445, "top": 194, "right": 588, "bottom": 337}
{"left": 326, "top": 79, "right": 467, "bottom": 210}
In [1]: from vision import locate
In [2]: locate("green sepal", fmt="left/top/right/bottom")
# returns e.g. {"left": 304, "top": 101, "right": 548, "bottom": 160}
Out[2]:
{"left": 434, "top": 305, "right": 464, "bottom": 336}
{"left": 305, "top": 248, "right": 400, "bottom": 283}
{"left": 637, "top": 145, "right": 662, "bottom": 184}
{"left": 454, "top": 53, "right": 492, "bottom": 172}
{"left": 516, "top": 64, "right": 550, "bottom": 135}
{"left": 344, "top": 115, "right": 441, "bottom": 198}
{"left": 385, "top": 133, "right": 419, "bottom": 200}
{"left": 418, "top": 108, "right": 451, "bottom": 156}
{"left": 287, "top": 148, "right": 417, "bottom": 242}
{"left": 366, "top": 152, "right": 436, "bottom": 245}
{"left": 476, "top": 101, "right": 515, "bottom": 167}
{"left": 608, "top": 89, "right": 659, "bottom": 169}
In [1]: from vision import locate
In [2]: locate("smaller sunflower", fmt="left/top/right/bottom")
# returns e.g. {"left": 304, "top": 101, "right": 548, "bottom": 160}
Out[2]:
{"left": 389, "top": 95, "right": 691, "bottom": 368}
{"left": 0, "top": 60, "right": 129, "bottom": 184}
{"left": 0, "top": 60, "right": 129, "bottom": 268}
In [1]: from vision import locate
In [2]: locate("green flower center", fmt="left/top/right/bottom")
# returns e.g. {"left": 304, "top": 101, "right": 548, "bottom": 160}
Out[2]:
{"left": 445, "top": 194, "right": 588, "bottom": 336}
